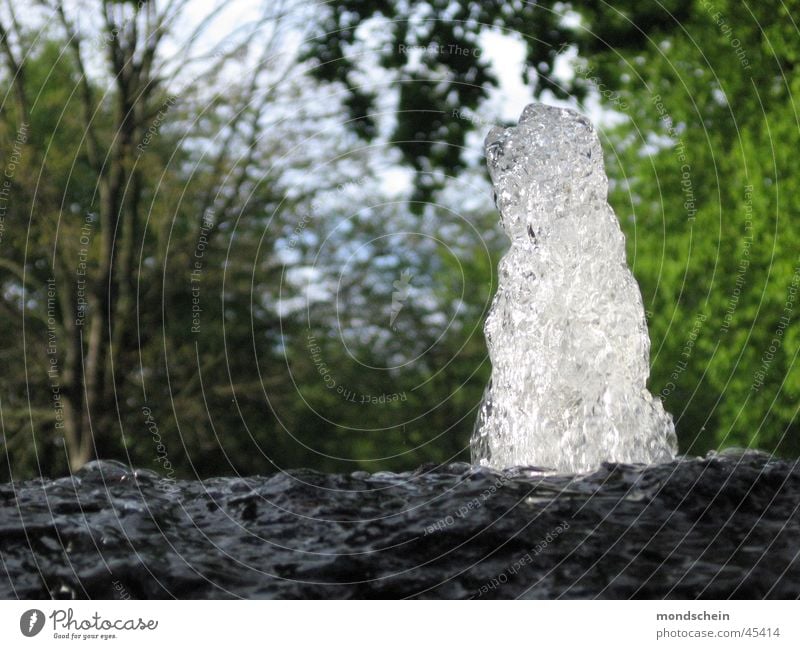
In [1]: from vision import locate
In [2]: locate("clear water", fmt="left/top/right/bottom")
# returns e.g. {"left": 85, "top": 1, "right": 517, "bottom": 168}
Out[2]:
{"left": 471, "top": 104, "right": 677, "bottom": 473}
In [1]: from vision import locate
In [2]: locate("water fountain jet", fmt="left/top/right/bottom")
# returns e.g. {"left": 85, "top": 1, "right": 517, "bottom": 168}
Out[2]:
{"left": 471, "top": 103, "right": 677, "bottom": 473}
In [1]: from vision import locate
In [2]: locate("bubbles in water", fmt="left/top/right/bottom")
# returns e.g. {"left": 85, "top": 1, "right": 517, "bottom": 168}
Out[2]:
{"left": 471, "top": 103, "right": 677, "bottom": 473}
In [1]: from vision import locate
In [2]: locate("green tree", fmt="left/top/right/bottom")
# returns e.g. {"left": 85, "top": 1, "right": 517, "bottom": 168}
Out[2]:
{"left": 271, "top": 184, "right": 501, "bottom": 472}
{"left": 0, "top": 0, "right": 347, "bottom": 478}
{"left": 306, "top": 0, "right": 800, "bottom": 458}
{"left": 303, "top": 0, "right": 585, "bottom": 204}
{"left": 576, "top": 0, "right": 800, "bottom": 456}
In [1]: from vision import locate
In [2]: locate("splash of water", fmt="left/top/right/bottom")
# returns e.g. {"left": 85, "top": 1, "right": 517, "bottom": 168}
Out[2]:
{"left": 471, "top": 104, "right": 677, "bottom": 473}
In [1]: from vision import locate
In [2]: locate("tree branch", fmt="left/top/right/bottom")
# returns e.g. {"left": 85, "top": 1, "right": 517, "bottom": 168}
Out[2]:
{"left": 54, "top": 0, "right": 102, "bottom": 172}
{"left": 0, "top": 14, "right": 29, "bottom": 123}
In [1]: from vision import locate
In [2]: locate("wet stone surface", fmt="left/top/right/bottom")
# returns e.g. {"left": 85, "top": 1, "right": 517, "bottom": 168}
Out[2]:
{"left": 1, "top": 450, "right": 798, "bottom": 599}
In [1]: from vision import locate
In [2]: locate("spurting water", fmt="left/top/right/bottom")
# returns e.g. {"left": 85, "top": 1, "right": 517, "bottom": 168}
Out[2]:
{"left": 471, "top": 103, "right": 677, "bottom": 473}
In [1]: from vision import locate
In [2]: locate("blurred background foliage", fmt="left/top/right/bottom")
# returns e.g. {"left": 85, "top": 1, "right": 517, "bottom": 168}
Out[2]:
{"left": 0, "top": 0, "right": 797, "bottom": 480}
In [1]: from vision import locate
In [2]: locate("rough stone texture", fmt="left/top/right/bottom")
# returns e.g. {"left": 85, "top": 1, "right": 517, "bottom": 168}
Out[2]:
{"left": 472, "top": 103, "right": 676, "bottom": 472}
{"left": 1, "top": 451, "right": 798, "bottom": 599}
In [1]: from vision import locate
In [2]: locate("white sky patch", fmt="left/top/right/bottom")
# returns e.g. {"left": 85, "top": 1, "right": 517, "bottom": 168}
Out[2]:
{"left": 553, "top": 45, "right": 578, "bottom": 85}
{"left": 477, "top": 26, "right": 625, "bottom": 132}
{"left": 479, "top": 29, "right": 535, "bottom": 122}
{"left": 177, "top": 0, "right": 269, "bottom": 53}
{"left": 558, "top": 6, "right": 583, "bottom": 30}
{"left": 274, "top": 264, "right": 332, "bottom": 316}
{"left": 381, "top": 167, "right": 414, "bottom": 197}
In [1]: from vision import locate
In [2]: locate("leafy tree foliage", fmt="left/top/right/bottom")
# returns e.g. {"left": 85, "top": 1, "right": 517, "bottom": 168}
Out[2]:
{"left": 576, "top": 0, "right": 800, "bottom": 457}
{"left": 4, "top": 0, "right": 796, "bottom": 483}
{"left": 317, "top": 0, "right": 800, "bottom": 457}
{"left": 304, "top": 0, "right": 584, "bottom": 203}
